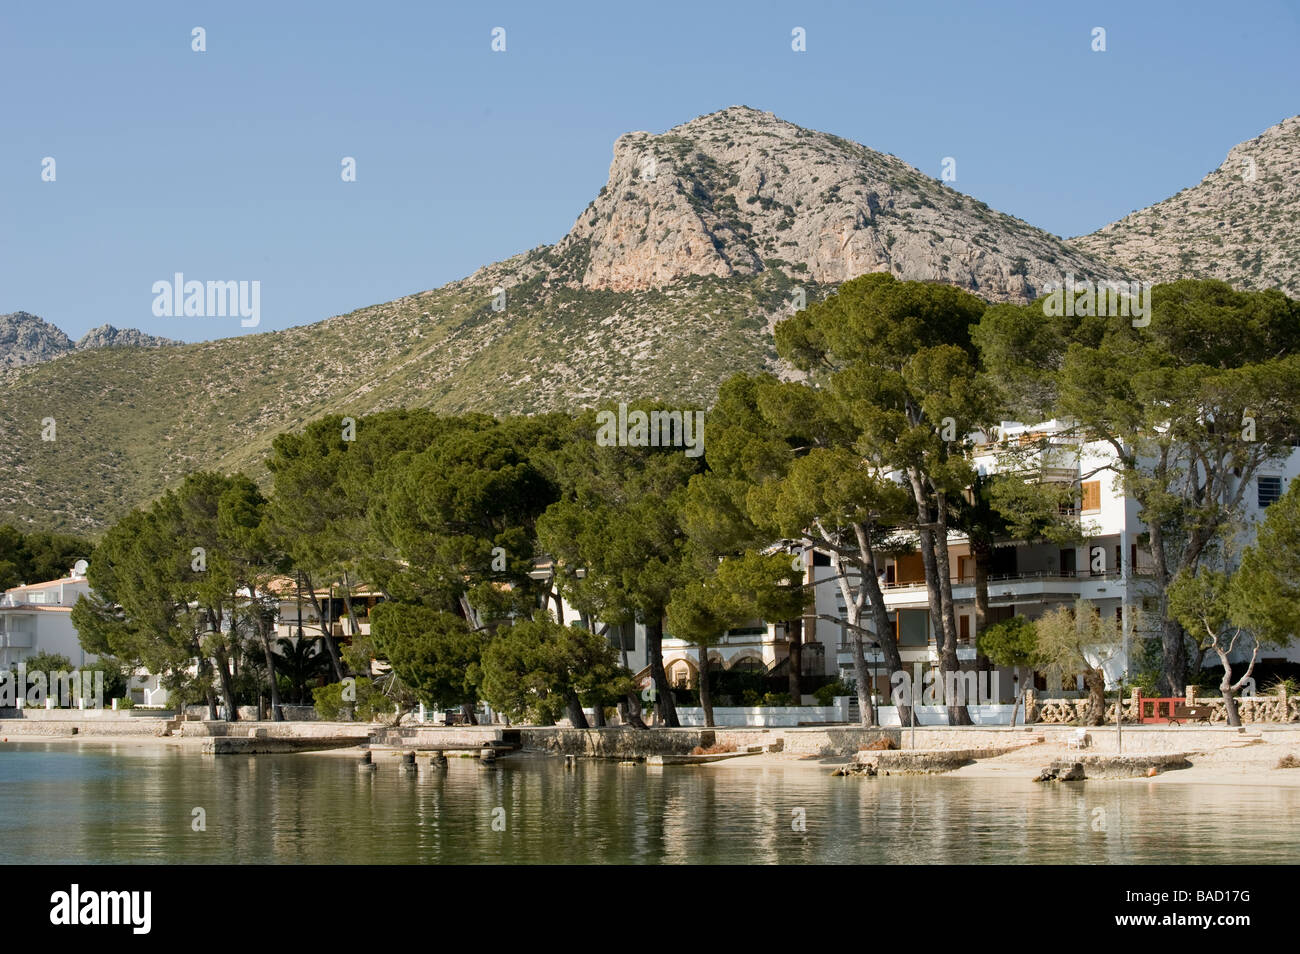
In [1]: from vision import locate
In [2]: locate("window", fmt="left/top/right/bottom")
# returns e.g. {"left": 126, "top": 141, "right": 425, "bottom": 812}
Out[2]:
{"left": 894, "top": 553, "right": 926, "bottom": 584}
{"left": 607, "top": 623, "right": 635, "bottom": 652}
{"left": 1259, "top": 475, "right": 1282, "bottom": 508}
{"left": 896, "top": 609, "right": 930, "bottom": 646}
{"left": 1059, "top": 548, "right": 1077, "bottom": 576}
{"left": 959, "top": 615, "right": 970, "bottom": 642}
{"left": 1081, "top": 480, "right": 1101, "bottom": 513}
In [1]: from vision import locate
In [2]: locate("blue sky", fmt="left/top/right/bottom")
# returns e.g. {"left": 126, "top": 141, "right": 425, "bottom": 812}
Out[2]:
{"left": 3, "top": 0, "right": 1297, "bottom": 341}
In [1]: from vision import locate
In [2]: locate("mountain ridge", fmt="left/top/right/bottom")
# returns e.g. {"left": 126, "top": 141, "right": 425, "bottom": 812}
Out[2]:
{"left": 2, "top": 106, "right": 1294, "bottom": 533}
{"left": 0, "top": 311, "right": 175, "bottom": 370}
{"left": 1070, "top": 114, "right": 1300, "bottom": 297}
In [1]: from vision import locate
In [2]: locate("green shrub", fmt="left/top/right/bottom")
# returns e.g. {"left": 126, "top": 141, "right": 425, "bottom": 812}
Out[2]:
{"left": 311, "top": 678, "right": 391, "bottom": 721}
{"left": 814, "top": 679, "right": 853, "bottom": 706}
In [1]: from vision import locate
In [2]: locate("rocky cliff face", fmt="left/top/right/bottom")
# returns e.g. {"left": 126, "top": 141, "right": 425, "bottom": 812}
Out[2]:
{"left": 0, "top": 313, "right": 174, "bottom": 369}
{"left": 0, "top": 312, "right": 74, "bottom": 368}
{"left": 554, "top": 106, "right": 1118, "bottom": 301}
{"left": 75, "top": 324, "right": 176, "bottom": 350}
{"left": 1070, "top": 115, "right": 1300, "bottom": 297}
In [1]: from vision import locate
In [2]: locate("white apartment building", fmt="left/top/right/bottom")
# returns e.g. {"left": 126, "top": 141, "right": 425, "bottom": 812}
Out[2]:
{"left": 604, "top": 420, "right": 1298, "bottom": 706}
{"left": 811, "top": 419, "right": 1300, "bottom": 698}
{"left": 1, "top": 568, "right": 166, "bottom": 706}
{"left": 0, "top": 572, "right": 95, "bottom": 670}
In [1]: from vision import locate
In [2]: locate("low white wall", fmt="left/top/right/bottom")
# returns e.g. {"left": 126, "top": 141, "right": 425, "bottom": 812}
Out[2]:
{"left": 674, "top": 706, "right": 841, "bottom": 727}
{"left": 875, "top": 704, "right": 1025, "bottom": 727}
{"left": 0, "top": 707, "right": 174, "bottom": 720}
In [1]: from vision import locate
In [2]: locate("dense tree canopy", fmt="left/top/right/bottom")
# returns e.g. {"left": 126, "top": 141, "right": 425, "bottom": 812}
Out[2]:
{"left": 73, "top": 278, "right": 1300, "bottom": 724}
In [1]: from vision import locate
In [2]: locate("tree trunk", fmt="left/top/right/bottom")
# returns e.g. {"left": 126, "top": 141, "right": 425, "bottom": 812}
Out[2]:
{"left": 341, "top": 571, "right": 362, "bottom": 637}
{"left": 831, "top": 531, "right": 875, "bottom": 728}
{"left": 259, "top": 614, "right": 284, "bottom": 722}
{"left": 212, "top": 644, "right": 239, "bottom": 722}
{"left": 590, "top": 699, "right": 606, "bottom": 726}
{"left": 786, "top": 617, "right": 803, "bottom": 702}
{"left": 614, "top": 628, "right": 647, "bottom": 729}
{"left": 295, "top": 575, "right": 306, "bottom": 641}
{"left": 973, "top": 536, "right": 991, "bottom": 642}
{"left": 1147, "top": 519, "right": 1188, "bottom": 696}
{"left": 849, "top": 631, "right": 876, "bottom": 727}
{"left": 302, "top": 572, "right": 345, "bottom": 682}
{"left": 1216, "top": 648, "right": 1241, "bottom": 728}
{"left": 973, "top": 533, "right": 994, "bottom": 689}
{"left": 644, "top": 618, "right": 679, "bottom": 727}
{"left": 566, "top": 692, "right": 590, "bottom": 728}
{"left": 697, "top": 643, "right": 715, "bottom": 728}
{"left": 861, "top": 530, "right": 911, "bottom": 727}
{"left": 549, "top": 574, "right": 565, "bottom": 625}
{"left": 460, "top": 701, "right": 478, "bottom": 726}
{"left": 906, "top": 470, "right": 948, "bottom": 709}
{"left": 194, "top": 641, "right": 220, "bottom": 720}
{"left": 1083, "top": 667, "right": 1106, "bottom": 726}
{"left": 932, "top": 494, "right": 970, "bottom": 725}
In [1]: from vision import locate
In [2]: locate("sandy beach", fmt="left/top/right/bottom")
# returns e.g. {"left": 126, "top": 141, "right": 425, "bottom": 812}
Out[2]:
{"left": 691, "top": 739, "right": 1300, "bottom": 788}
{"left": 9, "top": 728, "right": 1300, "bottom": 788}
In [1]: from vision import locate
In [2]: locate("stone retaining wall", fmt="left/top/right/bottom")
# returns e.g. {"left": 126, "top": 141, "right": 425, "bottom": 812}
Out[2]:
{"left": 177, "top": 720, "right": 371, "bottom": 739}
{"left": 372, "top": 726, "right": 508, "bottom": 749}
{"left": 1, "top": 707, "right": 173, "bottom": 720}
{"left": 0, "top": 719, "right": 170, "bottom": 736}
{"left": 519, "top": 727, "right": 719, "bottom": 757}
{"left": 183, "top": 705, "right": 318, "bottom": 721}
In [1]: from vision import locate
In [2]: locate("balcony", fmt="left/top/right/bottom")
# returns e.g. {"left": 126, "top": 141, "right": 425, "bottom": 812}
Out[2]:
{"left": 880, "top": 570, "right": 1134, "bottom": 608}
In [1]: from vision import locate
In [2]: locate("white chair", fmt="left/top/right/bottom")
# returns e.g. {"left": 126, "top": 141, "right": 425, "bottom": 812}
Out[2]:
{"left": 1066, "top": 728, "right": 1089, "bottom": 750}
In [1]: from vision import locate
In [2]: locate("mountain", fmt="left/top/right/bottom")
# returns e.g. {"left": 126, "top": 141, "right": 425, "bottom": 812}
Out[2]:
{"left": 0, "top": 313, "right": 74, "bottom": 368}
{"left": 0, "top": 312, "right": 174, "bottom": 370}
{"left": 1070, "top": 115, "right": 1300, "bottom": 297}
{"left": 553, "top": 106, "right": 1117, "bottom": 299}
{"left": 2, "top": 105, "right": 1279, "bottom": 534}
{"left": 74, "top": 325, "right": 176, "bottom": 351}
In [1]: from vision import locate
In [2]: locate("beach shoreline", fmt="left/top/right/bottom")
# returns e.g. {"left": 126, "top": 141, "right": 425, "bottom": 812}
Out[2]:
{"left": 7, "top": 727, "right": 1300, "bottom": 788}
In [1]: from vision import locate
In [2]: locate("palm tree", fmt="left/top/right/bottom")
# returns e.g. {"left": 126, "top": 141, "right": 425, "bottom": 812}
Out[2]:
{"left": 273, "top": 635, "right": 331, "bottom": 704}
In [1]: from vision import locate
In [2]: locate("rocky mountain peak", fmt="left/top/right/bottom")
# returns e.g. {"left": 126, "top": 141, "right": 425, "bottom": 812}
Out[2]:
{"left": 1, "top": 313, "right": 176, "bottom": 370}
{"left": 1070, "top": 115, "right": 1300, "bottom": 297}
{"left": 75, "top": 324, "right": 176, "bottom": 350}
{"left": 554, "top": 105, "right": 1118, "bottom": 300}
{"left": 0, "top": 312, "right": 74, "bottom": 368}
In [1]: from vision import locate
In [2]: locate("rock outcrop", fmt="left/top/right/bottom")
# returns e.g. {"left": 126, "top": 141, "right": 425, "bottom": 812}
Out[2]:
{"left": 555, "top": 106, "right": 1119, "bottom": 301}
{"left": 0, "top": 314, "right": 175, "bottom": 370}
{"left": 1071, "top": 115, "right": 1300, "bottom": 298}
{"left": 0, "top": 312, "right": 74, "bottom": 368}
{"left": 75, "top": 324, "right": 176, "bottom": 351}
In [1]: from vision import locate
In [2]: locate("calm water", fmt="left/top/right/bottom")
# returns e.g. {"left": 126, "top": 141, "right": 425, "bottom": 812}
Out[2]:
{"left": 1, "top": 742, "right": 1296, "bottom": 864}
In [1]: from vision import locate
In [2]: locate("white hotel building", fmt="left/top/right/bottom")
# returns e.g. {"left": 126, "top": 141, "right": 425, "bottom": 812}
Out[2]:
{"left": 648, "top": 420, "right": 1299, "bottom": 703}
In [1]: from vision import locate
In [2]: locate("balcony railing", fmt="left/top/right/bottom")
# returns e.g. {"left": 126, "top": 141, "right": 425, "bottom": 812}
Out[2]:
{"left": 885, "top": 569, "right": 1136, "bottom": 590}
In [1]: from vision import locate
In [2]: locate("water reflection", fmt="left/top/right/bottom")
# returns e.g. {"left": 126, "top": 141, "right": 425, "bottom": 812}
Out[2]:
{"left": 0, "top": 743, "right": 1296, "bottom": 864}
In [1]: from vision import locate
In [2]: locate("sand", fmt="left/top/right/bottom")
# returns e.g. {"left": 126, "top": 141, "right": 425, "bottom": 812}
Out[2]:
{"left": 9, "top": 731, "right": 1300, "bottom": 787}
{"left": 693, "top": 740, "right": 1300, "bottom": 787}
